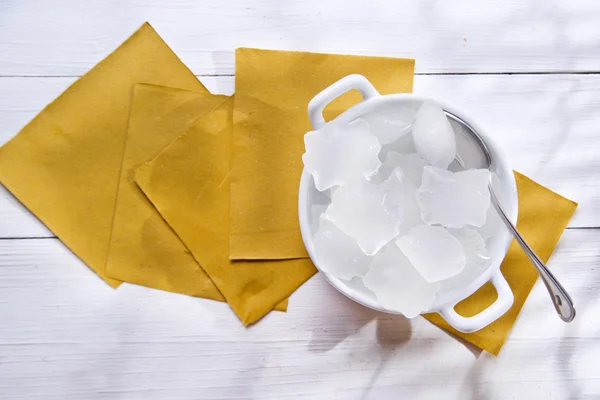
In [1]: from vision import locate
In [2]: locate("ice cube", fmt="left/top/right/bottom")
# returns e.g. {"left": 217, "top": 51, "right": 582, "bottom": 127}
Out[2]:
{"left": 326, "top": 177, "right": 400, "bottom": 255}
{"left": 478, "top": 173, "right": 508, "bottom": 239}
{"left": 361, "top": 108, "right": 412, "bottom": 145}
{"left": 310, "top": 203, "right": 329, "bottom": 237}
{"left": 381, "top": 130, "right": 418, "bottom": 156}
{"left": 342, "top": 276, "right": 377, "bottom": 298}
{"left": 396, "top": 225, "right": 466, "bottom": 283}
{"left": 367, "top": 174, "right": 383, "bottom": 185}
{"left": 379, "top": 151, "right": 427, "bottom": 186}
{"left": 441, "top": 227, "right": 492, "bottom": 291}
{"left": 363, "top": 242, "right": 439, "bottom": 317}
{"left": 380, "top": 168, "right": 422, "bottom": 236}
{"left": 311, "top": 186, "right": 331, "bottom": 206}
{"left": 417, "top": 166, "right": 491, "bottom": 228}
{"left": 411, "top": 101, "right": 457, "bottom": 169}
{"left": 303, "top": 119, "right": 381, "bottom": 191}
{"left": 477, "top": 204, "right": 504, "bottom": 239}
{"left": 313, "top": 215, "right": 372, "bottom": 279}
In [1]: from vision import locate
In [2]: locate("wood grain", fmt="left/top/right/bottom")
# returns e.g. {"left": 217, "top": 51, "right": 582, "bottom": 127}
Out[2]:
{"left": 1, "top": 0, "right": 600, "bottom": 76}
{"left": 1, "top": 2, "right": 599, "bottom": 398}
{"left": 0, "top": 230, "right": 598, "bottom": 399}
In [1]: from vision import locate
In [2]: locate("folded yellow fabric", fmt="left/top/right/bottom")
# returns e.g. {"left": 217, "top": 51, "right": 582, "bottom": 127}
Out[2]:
{"left": 135, "top": 98, "right": 316, "bottom": 325}
{"left": 230, "top": 48, "right": 415, "bottom": 260}
{"left": 104, "top": 84, "right": 227, "bottom": 301}
{"left": 425, "top": 172, "right": 577, "bottom": 355}
{"left": 0, "top": 23, "right": 205, "bottom": 287}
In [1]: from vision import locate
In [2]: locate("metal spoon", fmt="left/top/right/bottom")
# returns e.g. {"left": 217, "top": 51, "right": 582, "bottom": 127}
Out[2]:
{"left": 444, "top": 111, "right": 576, "bottom": 322}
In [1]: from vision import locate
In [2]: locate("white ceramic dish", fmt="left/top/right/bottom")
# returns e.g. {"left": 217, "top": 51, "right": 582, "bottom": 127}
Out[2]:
{"left": 298, "top": 74, "right": 518, "bottom": 333}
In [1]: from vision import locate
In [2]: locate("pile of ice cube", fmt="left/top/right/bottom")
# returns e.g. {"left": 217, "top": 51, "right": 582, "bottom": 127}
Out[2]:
{"left": 303, "top": 100, "right": 500, "bottom": 318}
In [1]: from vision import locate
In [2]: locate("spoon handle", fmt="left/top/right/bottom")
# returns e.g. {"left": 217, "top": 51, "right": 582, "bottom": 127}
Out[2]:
{"left": 489, "top": 187, "right": 576, "bottom": 322}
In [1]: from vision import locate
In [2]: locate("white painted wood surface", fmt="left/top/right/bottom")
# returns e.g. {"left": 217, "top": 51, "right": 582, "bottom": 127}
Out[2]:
{"left": 2, "top": 0, "right": 600, "bottom": 75}
{"left": 1, "top": 1, "right": 599, "bottom": 399}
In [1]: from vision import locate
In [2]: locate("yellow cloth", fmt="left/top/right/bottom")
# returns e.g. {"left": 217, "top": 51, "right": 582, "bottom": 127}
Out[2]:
{"left": 135, "top": 98, "right": 315, "bottom": 325}
{"left": 104, "top": 84, "right": 227, "bottom": 301}
{"left": 230, "top": 48, "right": 415, "bottom": 260}
{"left": 425, "top": 172, "right": 577, "bottom": 355}
{"left": 106, "top": 84, "right": 287, "bottom": 311}
{"left": 0, "top": 23, "right": 205, "bottom": 287}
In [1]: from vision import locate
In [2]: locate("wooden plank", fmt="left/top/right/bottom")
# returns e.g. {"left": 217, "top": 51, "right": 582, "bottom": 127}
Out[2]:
{"left": 0, "top": 74, "right": 595, "bottom": 238}
{"left": 1, "top": 0, "right": 600, "bottom": 76}
{"left": 0, "top": 229, "right": 597, "bottom": 399}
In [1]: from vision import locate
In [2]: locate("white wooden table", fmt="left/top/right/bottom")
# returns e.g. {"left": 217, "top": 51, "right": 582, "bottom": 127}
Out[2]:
{"left": 1, "top": 1, "right": 600, "bottom": 399}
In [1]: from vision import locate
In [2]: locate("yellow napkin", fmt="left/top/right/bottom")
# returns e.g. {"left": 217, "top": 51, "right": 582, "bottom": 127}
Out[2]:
{"left": 230, "top": 48, "right": 415, "bottom": 260}
{"left": 0, "top": 23, "right": 205, "bottom": 287}
{"left": 425, "top": 172, "right": 577, "bottom": 355}
{"left": 135, "top": 98, "right": 316, "bottom": 325}
{"left": 104, "top": 84, "right": 226, "bottom": 301}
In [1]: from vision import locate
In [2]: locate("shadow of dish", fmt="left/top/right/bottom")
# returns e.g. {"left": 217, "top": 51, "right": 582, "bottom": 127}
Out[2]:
{"left": 307, "top": 282, "right": 383, "bottom": 353}
{"left": 434, "top": 323, "right": 484, "bottom": 359}
{"left": 356, "top": 315, "right": 413, "bottom": 400}
{"left": 307, "top": 278, "right": 413, "bottom": 353}
{"left": 306, "top": 275, "right": 498, "bottom": 399}
{"left": 306, "top": 275, "right": 480, "bottom": 357}
{"left": 306, "top": 280, "right": 413, "bottom": 399}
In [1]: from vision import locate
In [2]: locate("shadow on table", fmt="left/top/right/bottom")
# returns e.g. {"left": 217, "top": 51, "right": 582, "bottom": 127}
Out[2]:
{"left": 306, "top": 277, "right": 412, "bottom": 353}
{"left": 357, "top": 316, "right": 414, "bottom": 400}
{"left": 306, "top": 275, "right": 481, "bottom": 356}
{"left": 306, "top": 281, "right": 414, "bottom": 400}
{"left": 434, "top": 323, "right": 484, "bottom": 359}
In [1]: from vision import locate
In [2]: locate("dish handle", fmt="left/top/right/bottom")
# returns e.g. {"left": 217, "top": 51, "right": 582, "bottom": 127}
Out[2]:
{"left": 439, "top": 270, "right": 514, "bottom": 333}
{"left": 308, "top": 74, "right": 380, "bottom": 129}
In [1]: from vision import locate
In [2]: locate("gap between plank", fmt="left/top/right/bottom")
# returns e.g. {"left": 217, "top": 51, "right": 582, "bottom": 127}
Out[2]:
{"left": 0, "top": 227, "right": 598, "bottom": 241}
{"left": 3, "top": 71, "right": 600, "bottom": 79}
{"left": 0, "top": 236, "right": 57, "bottom": 240}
